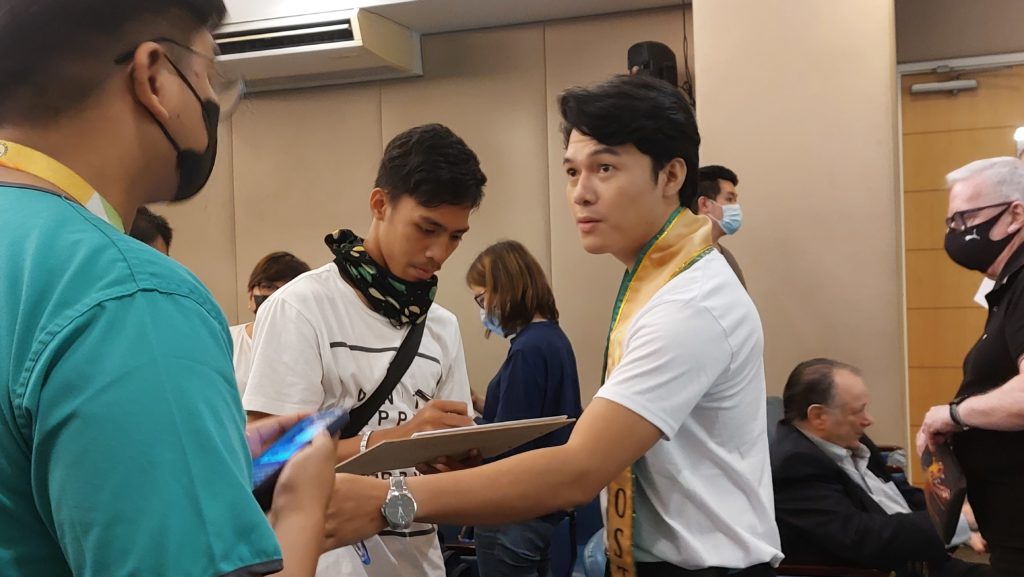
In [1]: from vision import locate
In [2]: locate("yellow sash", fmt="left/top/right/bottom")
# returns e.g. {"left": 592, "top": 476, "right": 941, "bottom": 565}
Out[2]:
{"left": 0, "top": 140, "right": 124, "bottom": 232}
{"left": 603, "top": 207, "right": 714, "bottom": 577}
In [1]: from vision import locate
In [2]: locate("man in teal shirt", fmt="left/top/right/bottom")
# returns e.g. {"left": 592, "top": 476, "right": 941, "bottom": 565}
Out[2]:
{"left": 0, "top": 1, "right": 332, "bottom": 575}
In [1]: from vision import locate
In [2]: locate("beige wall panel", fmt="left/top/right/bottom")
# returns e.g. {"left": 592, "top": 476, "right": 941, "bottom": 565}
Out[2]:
{"left": 906, "top": 308, "right": 985, "bottom": 368}
{"left": 154, "top": 122, "right": 239, "bottom": 323}
{"left": 903, "top": 128, "right": 1017, "bottom": 192}
{"left": 905, "top": 250, "right": 987, "bottom": 310}
{"left": 901, "top": 68, "right": 1024, "bottom": 135}
{"left": 380, "top": 25, "right": 550, "bottom": 394}
{"left": 694, "top": 0, "right": 905, "bottom": 444}
{"left": 543, "top": 7, "right": 691, "bottom": 404}
{"left": 903, "top": 190, "right": 950, "bottom": 251}
{"left": 907, "top": 367, "right": 962, "bottom": 427}
{"left": 231, "top": 84, "right": 383, "bottom": 324}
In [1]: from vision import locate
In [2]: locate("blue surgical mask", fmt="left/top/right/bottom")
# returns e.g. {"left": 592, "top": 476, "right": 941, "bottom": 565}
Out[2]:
{"left": 479, "top": 309, "right": 505, "bottom": 337}
{"left": 716, "top": 203, "right": 743, "bottom": 235}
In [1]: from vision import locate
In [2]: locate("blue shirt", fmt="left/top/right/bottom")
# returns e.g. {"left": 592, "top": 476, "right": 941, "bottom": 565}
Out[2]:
{"left": 0, "top": 186, "right": 282, "bottom": 576}
{"left": 482, "top": 320, "right": 582, "bottom": 461}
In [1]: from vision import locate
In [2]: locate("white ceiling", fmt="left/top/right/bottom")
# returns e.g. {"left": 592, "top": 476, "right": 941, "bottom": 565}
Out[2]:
{"left": 372, "top": 0, "right": 685, "bottom": 35}
{"left": 224, "top": 0, "right": 686, "bottom": 34}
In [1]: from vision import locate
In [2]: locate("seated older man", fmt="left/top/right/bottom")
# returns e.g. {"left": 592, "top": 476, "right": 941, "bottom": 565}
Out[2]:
{"left": 770, "top": 358, "right": 988, "bottom": 577}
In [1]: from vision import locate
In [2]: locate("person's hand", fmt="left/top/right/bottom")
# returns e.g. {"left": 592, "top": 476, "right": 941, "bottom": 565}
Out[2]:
{"left": 270, "top": 430, "right": 337, "bottom": 522}
{"left": 245, "top": 412, "right": 310, "bottom": 459}
{"left": 917, "top": 405, "right": 959, "bottom": 455}
{"left": 416, "top": 449, "right": 483, "bottom": 475}
{"left": 403, "top": 400, "right": 474, "bottom": 435}
{"left": 323, "top": 474, "right": 390, "bottom": 552}
{"left": 968, "top": 530, "right": 988, "bottom": 554}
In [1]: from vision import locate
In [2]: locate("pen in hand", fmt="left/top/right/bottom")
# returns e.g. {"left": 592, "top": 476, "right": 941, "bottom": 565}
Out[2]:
{"left": 415, "top": 389, "right": 477, "bottom": 420}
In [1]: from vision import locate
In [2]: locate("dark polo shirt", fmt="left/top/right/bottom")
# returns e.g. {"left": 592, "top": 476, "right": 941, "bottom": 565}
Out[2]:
{"left": 953, "top": 244, "right": 1024, "bottom": 549}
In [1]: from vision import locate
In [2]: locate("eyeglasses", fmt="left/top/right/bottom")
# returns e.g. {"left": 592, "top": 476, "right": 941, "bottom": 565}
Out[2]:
{"left": 114, "top": 37, "right": 245, "bottom": 117}
{"left": 946, "top": 202, "right": 1013, "bottom": 232}
{"left": 473, "top": 291, "right": 486, "bottom": 309}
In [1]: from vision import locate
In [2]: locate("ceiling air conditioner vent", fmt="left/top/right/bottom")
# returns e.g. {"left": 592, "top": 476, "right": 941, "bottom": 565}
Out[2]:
{"left": 215, "top": 9, "right": 421, "bottom": 93}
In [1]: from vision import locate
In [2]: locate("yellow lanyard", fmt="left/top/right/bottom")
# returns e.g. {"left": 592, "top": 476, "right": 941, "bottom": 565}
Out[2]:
{"left": 0, "top": 140, "right": 124, "bottom": 232}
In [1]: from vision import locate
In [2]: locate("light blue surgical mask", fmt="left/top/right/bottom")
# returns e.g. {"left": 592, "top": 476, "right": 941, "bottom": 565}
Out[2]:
{"left": 479, "top": 308, "right": 505, "bottom": 337}
{"left": 714, "top": 202, "right": 743, "bottom": 235}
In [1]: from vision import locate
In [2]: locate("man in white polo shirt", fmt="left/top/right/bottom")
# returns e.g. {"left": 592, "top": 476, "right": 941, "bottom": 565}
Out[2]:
{"left": 243, "top": 124, "right": 486, "bottom": 577}
{"left": 325, "top": 75, "right": 782, "bottom": 576}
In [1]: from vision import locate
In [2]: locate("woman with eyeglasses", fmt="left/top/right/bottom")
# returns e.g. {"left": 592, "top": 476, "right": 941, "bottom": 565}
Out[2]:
{"left": 465, "top": 240, "right": 583, "bottom": 577}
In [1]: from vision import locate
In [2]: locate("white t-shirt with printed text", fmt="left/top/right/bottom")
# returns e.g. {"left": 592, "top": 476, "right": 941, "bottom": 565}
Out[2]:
{"left": 243, "top": 262, "right": 472, "bottom": 577}
{"left": 595, "top": 250, "right": 783, "bottom": 570}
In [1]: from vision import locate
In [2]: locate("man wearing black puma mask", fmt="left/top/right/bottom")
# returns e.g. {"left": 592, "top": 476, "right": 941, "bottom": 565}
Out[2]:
{"left": 0, "top": 1, "right": 341, "bottom": 576}
{"left": 918, "top": 157, "right": 1024, "bottom": 577}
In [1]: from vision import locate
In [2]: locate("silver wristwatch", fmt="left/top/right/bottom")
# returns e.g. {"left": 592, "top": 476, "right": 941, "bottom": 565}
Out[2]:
{"left": 359, "top": 430, "right": 373, "bottom": 453}
{"left": 381, "top": 476, "right": 417, "bottom": 531}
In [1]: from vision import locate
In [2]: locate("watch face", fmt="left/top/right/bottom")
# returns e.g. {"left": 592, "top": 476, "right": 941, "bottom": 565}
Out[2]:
{"left": 384, "top": 493, "right": 416, "bottom": 528}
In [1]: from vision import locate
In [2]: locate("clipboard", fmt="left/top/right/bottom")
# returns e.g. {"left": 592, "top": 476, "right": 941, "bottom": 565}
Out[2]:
{"left": 335, "top": 415, "right": 575, "bottom": 475}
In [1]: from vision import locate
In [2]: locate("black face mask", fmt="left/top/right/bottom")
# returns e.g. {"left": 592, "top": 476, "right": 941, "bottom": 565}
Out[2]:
{"left": 944, "top": 206, "right": 1015, "bottom": 272}
{"left": 252, "top": 294, "right": 269, "bottom": 312}
{"left": 150, "top": 58, "right": 220, "bottom": 202}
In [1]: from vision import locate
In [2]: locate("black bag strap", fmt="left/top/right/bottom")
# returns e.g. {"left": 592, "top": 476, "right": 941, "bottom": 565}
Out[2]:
{"left": 339, "top": 319, "right": 425, "bottom": 439}
{"left": 336, "top": 256, "right": 427, "bottom": 439}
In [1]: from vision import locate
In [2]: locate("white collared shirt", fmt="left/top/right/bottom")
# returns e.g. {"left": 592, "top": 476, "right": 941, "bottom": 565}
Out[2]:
{"left": 797, "top": 428, "right": 912, "bottom": 515}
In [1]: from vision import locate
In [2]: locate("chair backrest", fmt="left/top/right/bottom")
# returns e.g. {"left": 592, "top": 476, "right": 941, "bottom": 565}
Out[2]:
{"left": 766, "top": 395, "right": 784, "bottom": 443}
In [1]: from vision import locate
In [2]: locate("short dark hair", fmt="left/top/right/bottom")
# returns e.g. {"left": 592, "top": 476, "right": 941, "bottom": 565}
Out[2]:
{"left": 374, "top": 124, "right": 487, "bottom": 209}
{"left": 693, "top": 165, "right": 739, "bottom": 211}
{"left": 559, "top": 74, "right": 700, "bottom": 207}
{"left": 247, "top": 252, "right": 311, "bottom": 292}
{"left": 782, "top": 358, "right": 862, "bottom": 423}
{"left": 0, "top": 0, "right": 227, "bottom": 125}
{"left": 466, "top": 240, "right": 558, "bottom": 336}
{"left": 130, "top": 207, "right": 173, "bottom": 249}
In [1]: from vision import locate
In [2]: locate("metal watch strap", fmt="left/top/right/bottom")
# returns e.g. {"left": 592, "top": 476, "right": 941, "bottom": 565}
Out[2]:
{"left": 359, "top": 430, "right": 372, "bottom": 453}
{"left": 391, "top": 476, "right": 407, "bottom": 493}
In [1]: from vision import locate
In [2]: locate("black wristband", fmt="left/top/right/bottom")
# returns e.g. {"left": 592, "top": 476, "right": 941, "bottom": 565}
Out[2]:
{"left": 949, "top": 397, "right": 970, "bottom": 430}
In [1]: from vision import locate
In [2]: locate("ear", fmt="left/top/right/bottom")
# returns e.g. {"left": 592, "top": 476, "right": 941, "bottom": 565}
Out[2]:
{"left": 1010, "top": 201, "right": 1024, "bottom": 234}
{"left": 130, "top": 42, "right": 172, "bottom": 124}
{"left": 369, "top": 188, "right": 389, "bottom": 221}
{"left": 660, "top": 158, "right": 687, "bottom": 202}
{"left": 247, "top": 291, "right": 256, "bottom": 314}
{"left": 806, "top": 405, "right": 827, "bottom": 426}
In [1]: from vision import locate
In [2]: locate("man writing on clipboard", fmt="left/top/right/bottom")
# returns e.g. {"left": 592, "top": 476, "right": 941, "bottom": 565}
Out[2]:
{"left": 242, "top": 124, "right": 487, "bottom": 577}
